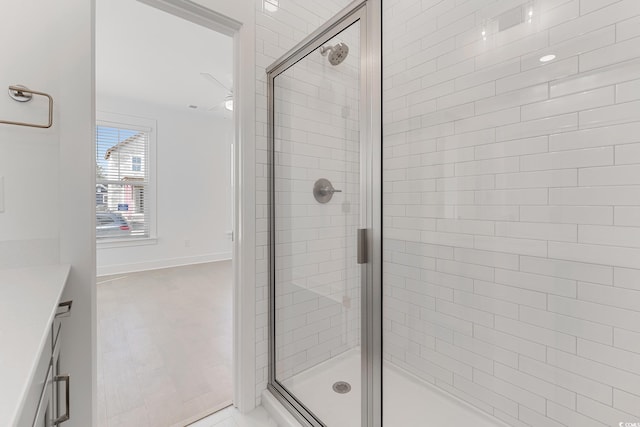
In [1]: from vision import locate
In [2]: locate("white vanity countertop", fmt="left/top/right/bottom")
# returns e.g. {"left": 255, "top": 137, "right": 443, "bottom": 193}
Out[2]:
{"left": 0, "top": 264, "right": 71, "bottom": 427}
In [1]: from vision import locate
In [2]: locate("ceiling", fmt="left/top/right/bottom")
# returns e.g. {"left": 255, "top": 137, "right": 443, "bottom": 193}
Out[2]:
{"left": 96, "top": 0, "right": 233, "bottom": 115}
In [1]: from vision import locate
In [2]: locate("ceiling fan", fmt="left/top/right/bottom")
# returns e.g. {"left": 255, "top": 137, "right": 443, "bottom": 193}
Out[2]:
{"left": 200, "top": 72, "right": 234, "bottom": 112}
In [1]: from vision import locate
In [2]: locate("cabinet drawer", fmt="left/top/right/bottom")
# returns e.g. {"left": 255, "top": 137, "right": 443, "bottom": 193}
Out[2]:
{"left": 16, "top": 328, "right": 53, "bottom": 427}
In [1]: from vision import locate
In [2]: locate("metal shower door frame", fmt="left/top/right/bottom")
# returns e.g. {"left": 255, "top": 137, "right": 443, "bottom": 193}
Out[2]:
{"left": 266, "top": 0, "right": 382, "bottom": 426}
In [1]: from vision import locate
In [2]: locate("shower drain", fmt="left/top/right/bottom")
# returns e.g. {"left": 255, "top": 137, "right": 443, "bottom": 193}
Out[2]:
{"left": 332, "top": 381, "right": 352, "bottom": 394}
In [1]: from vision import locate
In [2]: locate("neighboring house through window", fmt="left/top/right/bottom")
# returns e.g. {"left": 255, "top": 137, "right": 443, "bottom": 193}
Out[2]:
{"left": 96, "top": 113, "right": 156, "bottom": 242}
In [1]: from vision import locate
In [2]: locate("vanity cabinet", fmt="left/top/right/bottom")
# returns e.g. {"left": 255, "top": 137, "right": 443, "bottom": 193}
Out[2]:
{"left": 29, "top": 301, "right": 71, "bottom": 427}
{"left": 0, "top": 265, "right": 71, "bottom": 427}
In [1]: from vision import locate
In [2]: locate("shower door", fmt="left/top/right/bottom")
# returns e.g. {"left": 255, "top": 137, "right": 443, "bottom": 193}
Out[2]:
{"left": 267, "top": 2, "right": 379, "bottom": 426}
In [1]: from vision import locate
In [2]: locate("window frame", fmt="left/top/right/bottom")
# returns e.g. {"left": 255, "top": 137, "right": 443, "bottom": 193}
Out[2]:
{"left": 96, "top": 111, "right": 157, "bottom": 248}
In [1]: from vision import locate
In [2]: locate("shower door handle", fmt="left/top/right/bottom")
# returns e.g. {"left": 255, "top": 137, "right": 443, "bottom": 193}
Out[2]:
{"left": 357, "top": 228, "right": 368, "bottom": 264}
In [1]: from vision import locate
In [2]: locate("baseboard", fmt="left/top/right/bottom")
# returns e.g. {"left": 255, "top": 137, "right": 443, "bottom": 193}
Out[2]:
{"left": 97, "top": 252, "right": 232, "bottom": 276}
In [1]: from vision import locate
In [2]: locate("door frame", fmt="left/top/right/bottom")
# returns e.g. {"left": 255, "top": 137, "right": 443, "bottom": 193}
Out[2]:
{"left": 128, "top": 0, "right": 258, "bottom": 413}
{"left": 265, "top": 0, "right": 382, "bottom": 425}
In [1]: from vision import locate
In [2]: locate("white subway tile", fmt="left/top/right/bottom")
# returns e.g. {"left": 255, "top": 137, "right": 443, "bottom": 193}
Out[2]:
{"left": 495, "top": 316, "right": 577, "bottom": 353}
{"left": 453, "top": 331, "right": 518, "bottom": 368}
{"left": 519, "top": 406, "right": 566, "bottom": 427}
{"left": 521, "top": 256, "right": 613, "bottom": 285}
{"left": 616, "top": 78, "right": 640, "bottom": 103}
{"left": 549, "top": 295, "right": 640, "bottom": 333}
{"left": 579, "top": 100, "right": 640, "bottom": 129}
{"left": 522, "top": 87, "right": 614, "bottom": 121}
{"left": 475, "top": 189, "right": 549, "bottom": 205}
{"left": 453, "top": 374, "right": 520, "bottom": 418}
{"left": 496, "top": 113, "right": 578, "bottom": 141}
{"left": 437, "top": 82, "right": 495, "bottom": 110}
{"left": 613, "top": 389, "right": 640, "bottom": 418}
{"left": 614, "top": 267, "right": 640, "bottom": 291}
{"left": 437, "top": 175, "right": 495, "bottom": 191}
{"left": 496, "top": 57, "right": 578, "bottom": 94}
{"left": 495, "top": 268, "right": 576, "bottom": 297}
{"left": 552, "top": 57, "right": 640, "bottom": 98}
{"left": 520, "top": 205, "right": 613, "bottom": 225}
{"left": 578, "top": 338, "right": 640, "bottom": 377}
{"left": 455, "top": 156, "right": 519, "bottom": 176}
{"left": 476, "top": 84, "right": 548, "bottom": 116}
{"left": 615, "top": 143, "right": 640, "bottom": 166}
{"left": 520, "top": 305, "right": 613, "bottom": 344}
{"left": 550, "top": 122, "right": 640, "bottom": 151}
{"left": 579, "top": 225, "right": 640, "bottom": 248}
{"left": 550, "top": 0, "right": 640, "bottom": 44}
{"left": 580, "top": 36, "right": 640, "bottom": 72}
{"left": 519, "top": 355, "right": 613, "bottom": 405}
{"left": 473, "top": 369, "right": 546, "bottom": 414}
{"left": 494, "top": 363, "right": 576, "bottom": 410}
{"left": 577, "top": 395, "right": 640, "bottom": 425}
{"left": 614, "top": 328, "right": 640, "bottom": 354}
{"left": 474, "top": 325, "right": 546, "bottom": 362}
{"left": 454, "top": 107, "right": 521, "bottom": 134}
{"left": 495, "top": 221, "right": 577, "bottom": 242}
{"left": 436, "top": 219, "right": 495, "bottom": 236}
{"left": 521, "top": 146, "right": 613, "bottom": 171}
{"left": 548, "top": 347, "right": 640, "bottom": 397}
{"left": 617, "top": 15, "right": 640, "bottom": 42}
{"left": 437, "top": 259, "right": 494, "bottom": 282}
{"left": 453, "top": 247, "right": 519, "bottom": 270}
{"left": 436, "top": 128, "right": 495, "bottom": 150}
{"left": 474, "top": 236, "right": 548, "bottom": 257}
{"left": 475, "top": 136, "right": 548, "bottom": 160}
{"left": 496, "top": 169, "right": 576, "bottom": 189}
{"left": 546, "top": 401, "right": 606, "bottom": 427}
{"left": 474, "top": 280, "right": 547, "bottom": 309}
{"left": 549, "top": 186, "right": 640, "bottom": 206}
{"left": 550, "top": 241, "right": 640, "bottom": 269}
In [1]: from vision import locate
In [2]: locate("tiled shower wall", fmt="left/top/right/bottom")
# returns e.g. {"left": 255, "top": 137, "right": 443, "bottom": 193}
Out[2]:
{"left": 273, "top": 31, "right": 361, "bottom": 381}
{"left": 383, "top": 0, "right": 640, "bottom": 425}
{"left": 254, "top": 0, "right": 355, "bottom": 403}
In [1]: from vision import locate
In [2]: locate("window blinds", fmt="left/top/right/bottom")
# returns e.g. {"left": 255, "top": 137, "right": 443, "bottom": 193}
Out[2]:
{"left": 96, "top": 125, "right": 150, "bottom": 240}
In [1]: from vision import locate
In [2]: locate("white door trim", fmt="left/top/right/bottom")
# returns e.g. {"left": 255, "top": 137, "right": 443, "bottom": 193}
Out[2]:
{"left": 129, "top": 0, "right": 257, "bottom": 412}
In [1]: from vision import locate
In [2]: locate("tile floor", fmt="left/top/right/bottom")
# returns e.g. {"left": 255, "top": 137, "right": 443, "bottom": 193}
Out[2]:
{"left": 188, "top": 405, "right": 279, "bottom": 427}
{"left": 97, "top": 261, "right": 233, "bottom": 427}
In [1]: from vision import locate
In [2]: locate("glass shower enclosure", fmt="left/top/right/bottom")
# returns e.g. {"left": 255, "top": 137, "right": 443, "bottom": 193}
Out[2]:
{"left": 267, "top": 1, "right": 381, "bottom": 426}
{"left": 269, "top": 0, "right": 640, "bottom": 426}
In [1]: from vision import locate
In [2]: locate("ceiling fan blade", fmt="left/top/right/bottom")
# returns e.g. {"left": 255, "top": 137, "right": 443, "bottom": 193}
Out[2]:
{"left": 200, "top": 72, "right": 231, "bottom": 92}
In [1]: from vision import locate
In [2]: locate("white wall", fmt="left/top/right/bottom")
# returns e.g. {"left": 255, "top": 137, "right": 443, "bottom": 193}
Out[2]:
{"left": 1, "top": 1, "right": 96, "bottom": 426}
{"left": 383, "top": 0, "right": 640, "bottom": 425}
{"left": 96, "top": 96, "right": 233, "bottom": 276}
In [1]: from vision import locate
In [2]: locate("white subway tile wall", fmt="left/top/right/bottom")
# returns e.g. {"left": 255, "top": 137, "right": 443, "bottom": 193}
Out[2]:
{"left": 254, "top": 0, "right": 356, "bottom": 405}
{"left": 384, "top": 0, "right": 640, "bottom": 426}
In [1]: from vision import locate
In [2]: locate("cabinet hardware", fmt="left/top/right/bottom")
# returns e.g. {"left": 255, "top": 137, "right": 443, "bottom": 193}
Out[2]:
{"left": 55, "top": 301, "right": 72, "bottom": 318}
{"left": 53, "top": 374, "right": 70, "bottom": 425}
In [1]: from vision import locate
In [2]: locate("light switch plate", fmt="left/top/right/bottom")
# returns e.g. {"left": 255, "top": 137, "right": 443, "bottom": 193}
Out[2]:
{"left": 0, "top": 176, "right": 4, "bottom": 213}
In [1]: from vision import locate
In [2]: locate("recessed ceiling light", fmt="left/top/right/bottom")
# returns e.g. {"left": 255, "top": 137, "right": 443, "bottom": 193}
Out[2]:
{"left": 539, "top": 54, "right": 556, "bottom": 63}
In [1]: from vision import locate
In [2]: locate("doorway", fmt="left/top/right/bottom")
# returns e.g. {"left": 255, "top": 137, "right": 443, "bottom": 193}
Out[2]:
{"left": 95, "top": 0, "right": 236, "bottom": 425}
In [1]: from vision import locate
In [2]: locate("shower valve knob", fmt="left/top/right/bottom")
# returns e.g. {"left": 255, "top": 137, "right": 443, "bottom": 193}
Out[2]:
{"left": 313, "top": 178, "right": 341, "bottom": 203}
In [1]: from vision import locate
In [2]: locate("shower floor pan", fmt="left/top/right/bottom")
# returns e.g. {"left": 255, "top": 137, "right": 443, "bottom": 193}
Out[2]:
{"left": 281, "top": 348, "right": 507, "bottom": 427}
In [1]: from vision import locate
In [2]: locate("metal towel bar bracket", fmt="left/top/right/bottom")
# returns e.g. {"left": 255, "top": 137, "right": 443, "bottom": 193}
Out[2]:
{"left": 0, "top": 85, "right": 53, "bottom": 129}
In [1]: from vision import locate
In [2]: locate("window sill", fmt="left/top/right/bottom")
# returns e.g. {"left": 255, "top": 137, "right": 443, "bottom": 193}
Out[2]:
{"left": 97, "top": 237, "right": 158, "bottom": 249}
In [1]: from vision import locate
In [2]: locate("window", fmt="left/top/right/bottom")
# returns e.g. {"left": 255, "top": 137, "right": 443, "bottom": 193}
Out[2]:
{"left": 131, "top": 156, "right": 142, "bottom": 171}
{"left": 96, "top": 113, "right": 155, "bottom": 242}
